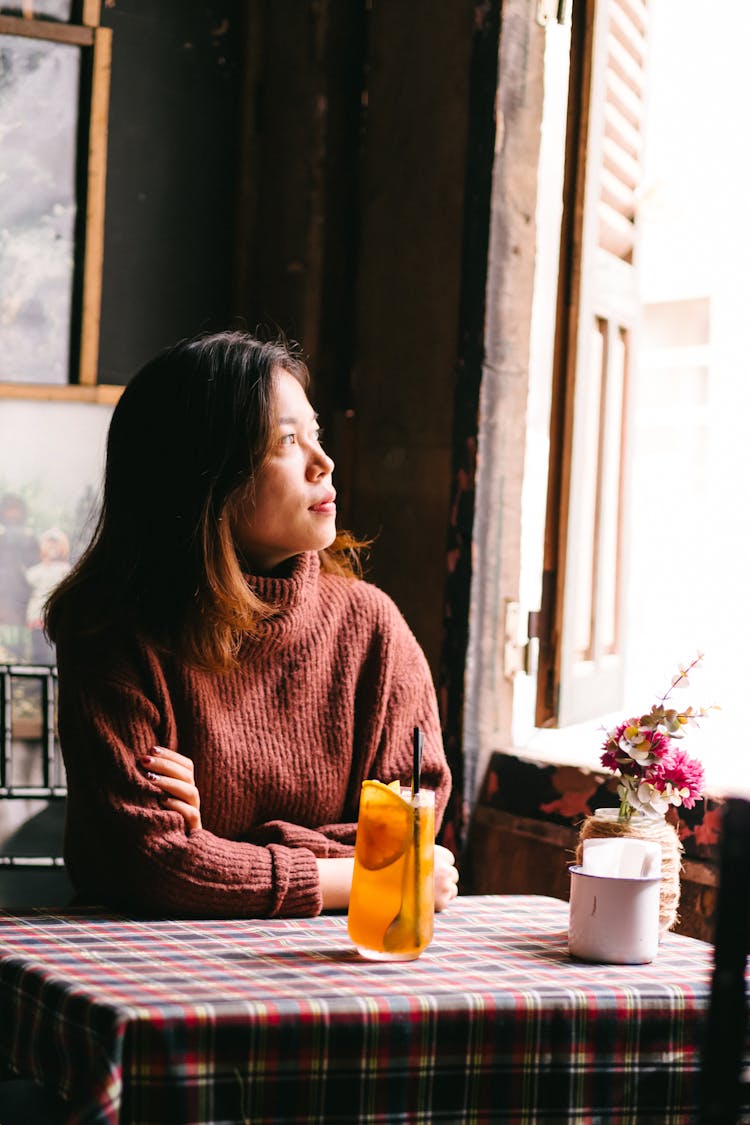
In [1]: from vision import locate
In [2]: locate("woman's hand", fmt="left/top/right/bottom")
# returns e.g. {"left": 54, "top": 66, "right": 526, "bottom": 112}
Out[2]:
{"left": 316, "top": 857, "right": 355, "bottom": 911}
{"left": 434, "top": 844, "right": 459, "bottom": 911}
{"left": 139, "top": 746, "right": 202, "bottom": 831}
{"left": 317, "top": 846, "right": 458, "bottom": 914}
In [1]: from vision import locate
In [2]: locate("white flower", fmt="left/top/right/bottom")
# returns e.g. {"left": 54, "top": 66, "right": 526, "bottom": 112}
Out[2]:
{"left": 637, "top": 781, "right": 670, "bottom": 815}
{"left": 658, "top": 781, "right": 690, "bottom": 808}
{"left": 617, "top": 777, "right": 670, "bottom": 819}
{"left": 618, "top": 728, "right": 652, "bottom": 764}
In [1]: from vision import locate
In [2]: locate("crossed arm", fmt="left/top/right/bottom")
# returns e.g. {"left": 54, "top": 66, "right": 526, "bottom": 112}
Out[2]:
{"left": 140, "top": 746, "right": 459, "bottom": 912}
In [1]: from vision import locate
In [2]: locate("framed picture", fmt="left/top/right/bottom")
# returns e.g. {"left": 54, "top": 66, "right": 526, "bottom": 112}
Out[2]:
{"left": 0, "top": 397, "right": 111, "bottom": 664}
{"left": 0, "top": 2, "right": 111, "bottom": 386}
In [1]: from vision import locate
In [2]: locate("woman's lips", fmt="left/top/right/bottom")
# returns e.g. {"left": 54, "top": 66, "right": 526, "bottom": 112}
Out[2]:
{"left": 309, "top": 494, "right": 336, "bottom": 514}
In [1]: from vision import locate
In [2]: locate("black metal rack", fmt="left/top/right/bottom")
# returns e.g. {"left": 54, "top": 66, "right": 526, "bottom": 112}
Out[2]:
{"left": 0, "top": 663, "right": 67, "bottom": 869}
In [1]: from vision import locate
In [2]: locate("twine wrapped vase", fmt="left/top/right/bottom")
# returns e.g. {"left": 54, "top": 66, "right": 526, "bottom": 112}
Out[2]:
{"left": 575, "top": 807, "right": 684, "bottom": 933}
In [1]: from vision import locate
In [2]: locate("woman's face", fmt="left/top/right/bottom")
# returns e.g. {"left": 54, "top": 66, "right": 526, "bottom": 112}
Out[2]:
{"left": 231, "top": 369, "right": 337, "bottom": 573}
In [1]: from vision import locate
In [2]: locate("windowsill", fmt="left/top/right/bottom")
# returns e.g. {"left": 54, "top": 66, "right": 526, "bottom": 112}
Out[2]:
{"left": 512, "top": 701, "right": 746, "bottom": 804}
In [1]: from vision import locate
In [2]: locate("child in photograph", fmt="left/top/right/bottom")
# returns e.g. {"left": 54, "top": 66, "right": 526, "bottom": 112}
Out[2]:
{"left": 26, "top": 527, "right": 71, "bottom": 664}
{"left": 0, "top": 493, "right": 39, "bottom": 661}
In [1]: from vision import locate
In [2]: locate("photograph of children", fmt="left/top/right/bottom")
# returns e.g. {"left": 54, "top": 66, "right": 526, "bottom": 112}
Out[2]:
{"left": 0, "top": 397, "right": 112, "bottom": 664}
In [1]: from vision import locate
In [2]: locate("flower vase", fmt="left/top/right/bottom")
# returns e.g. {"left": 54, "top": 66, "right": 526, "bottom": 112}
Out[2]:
{"left": 575, "top": 807, "right": 684, "bottom": 933}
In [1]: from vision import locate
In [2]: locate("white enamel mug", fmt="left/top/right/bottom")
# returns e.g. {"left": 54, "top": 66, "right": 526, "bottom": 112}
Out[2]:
{"left": 568, "top": 864, "right": 661, "bottom": 964}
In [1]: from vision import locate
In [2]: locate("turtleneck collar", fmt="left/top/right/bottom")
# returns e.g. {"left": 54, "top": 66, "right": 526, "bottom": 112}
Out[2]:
{"left": 242, "top": 551, "right": 321, "bottom": 648}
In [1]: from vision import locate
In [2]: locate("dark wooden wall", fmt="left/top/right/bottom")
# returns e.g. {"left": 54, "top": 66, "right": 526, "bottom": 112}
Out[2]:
{"left": 98, "top": 0, "right": 244, "bottom": 382}
{"left": 234, "top": 1, "right": 476, "bottom": 675}
{"left": 346, "top": 2, "right": 472, "bottom": 674}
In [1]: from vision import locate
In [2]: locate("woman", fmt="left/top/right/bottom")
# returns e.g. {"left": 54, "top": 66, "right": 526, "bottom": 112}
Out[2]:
{"left": 46, "top": 331, "right": 457, "bottom": 918}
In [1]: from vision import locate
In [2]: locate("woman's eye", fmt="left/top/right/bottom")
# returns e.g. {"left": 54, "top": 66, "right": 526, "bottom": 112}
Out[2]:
{"left": 280, "top": 433, "right": 297, "bottom": 446}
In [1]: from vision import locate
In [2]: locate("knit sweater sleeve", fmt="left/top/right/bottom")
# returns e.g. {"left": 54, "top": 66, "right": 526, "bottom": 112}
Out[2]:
{"left": 55, "top": 636, "right": 322, "bottom": 919}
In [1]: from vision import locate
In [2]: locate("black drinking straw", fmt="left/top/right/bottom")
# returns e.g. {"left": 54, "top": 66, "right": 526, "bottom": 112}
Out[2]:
{"left": 412, "top": 725, "right": 424, "bottom": 796}
{"left": 412, "top": 726, "right": 424, "bottom": 946}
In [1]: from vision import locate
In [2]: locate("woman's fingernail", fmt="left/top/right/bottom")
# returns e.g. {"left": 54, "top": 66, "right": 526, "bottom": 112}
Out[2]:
{"left": 146, "top": 771, "right": 159, "bottom": 781}
{"left": 140, "top": 755, "right": 152, "bottom": 765}
{"left": 152, "top": 746, "right": 167, "bottom": 755}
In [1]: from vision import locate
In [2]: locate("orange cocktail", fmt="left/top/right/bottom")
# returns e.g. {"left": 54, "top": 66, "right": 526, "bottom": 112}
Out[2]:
{"left": 347, "top": 780, "right": 434, "bottom": 960}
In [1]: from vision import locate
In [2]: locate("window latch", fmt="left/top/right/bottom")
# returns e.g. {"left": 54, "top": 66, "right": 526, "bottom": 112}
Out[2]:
{"left": 503, "top": 600, "right": 540, "bottom": 680}
{"left": 536, "top": 0, "right": 571, "bottom": 26}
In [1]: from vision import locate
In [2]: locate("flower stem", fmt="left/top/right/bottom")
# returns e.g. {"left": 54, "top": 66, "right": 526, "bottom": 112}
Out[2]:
{"left": 658, "top": 653, "right": 704, "bottom": 706}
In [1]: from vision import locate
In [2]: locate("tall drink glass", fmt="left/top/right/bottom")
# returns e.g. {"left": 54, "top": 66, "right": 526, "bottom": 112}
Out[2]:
{"left": 347, "top": 781, "right": 434, "bottom": 961}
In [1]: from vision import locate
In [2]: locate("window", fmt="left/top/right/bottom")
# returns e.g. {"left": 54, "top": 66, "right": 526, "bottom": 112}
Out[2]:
{"left": 516, "top": 0, "right": 742, "bottom": 795}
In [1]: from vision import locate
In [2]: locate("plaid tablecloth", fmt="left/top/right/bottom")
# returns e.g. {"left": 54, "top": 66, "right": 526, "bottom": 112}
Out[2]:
{"left": 0, "top": 894, "right": 736, "bottom": 1124}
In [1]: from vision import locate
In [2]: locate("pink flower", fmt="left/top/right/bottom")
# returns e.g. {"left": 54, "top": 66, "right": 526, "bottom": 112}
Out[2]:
{"left": 649, "top": 745, "right": 705, "bottom": 808}
{"left": 600, "top": 721, "right": 672, "bottom": 776}
{"left": 600, "top": 745, "right": 622, "bottom": 773}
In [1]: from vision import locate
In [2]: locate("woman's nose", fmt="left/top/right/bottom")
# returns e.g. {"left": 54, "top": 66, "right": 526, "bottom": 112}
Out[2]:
{"left": 309, "top": 445, "right": 334, "bottom": 478}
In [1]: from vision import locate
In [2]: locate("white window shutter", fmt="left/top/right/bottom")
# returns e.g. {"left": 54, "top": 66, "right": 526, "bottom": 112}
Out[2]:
{"left": 536, "top": 0, "right": 650, "bottom": 726}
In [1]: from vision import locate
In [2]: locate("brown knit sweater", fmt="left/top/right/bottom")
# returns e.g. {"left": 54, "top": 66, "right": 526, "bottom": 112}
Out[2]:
{"left": 55, "top": 552, "right": 451, "bottom": 918}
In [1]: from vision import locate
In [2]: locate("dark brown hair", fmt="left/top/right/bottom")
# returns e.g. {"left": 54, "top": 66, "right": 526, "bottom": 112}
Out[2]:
{"left": 45, "top": 330, "right": 363, "bottom": 671}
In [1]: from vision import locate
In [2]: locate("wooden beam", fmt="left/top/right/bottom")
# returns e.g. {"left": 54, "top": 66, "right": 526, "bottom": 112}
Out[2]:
{"left": 0, "top": 15, "right": 94, "bottom": 45}
{"left": 78, "top": 26, "right": 112, "bottom": 386}
{"left": 0, "top": 383, "right": 122, "bottom": 405}
{"left": 81, "top": 0, "right": 102, "bottom": 27}
{"left": 0, "top": 384, "right": 122, "bottom": 407}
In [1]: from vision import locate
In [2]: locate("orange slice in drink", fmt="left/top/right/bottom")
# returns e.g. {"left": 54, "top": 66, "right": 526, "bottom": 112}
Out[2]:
{"left": 355, "top": 780, "right": 411, "bottom": 871}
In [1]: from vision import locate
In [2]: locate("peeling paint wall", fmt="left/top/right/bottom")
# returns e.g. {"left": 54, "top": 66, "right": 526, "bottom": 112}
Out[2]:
{"left": 463, "top": 0, "right": 546, "bottom": 802}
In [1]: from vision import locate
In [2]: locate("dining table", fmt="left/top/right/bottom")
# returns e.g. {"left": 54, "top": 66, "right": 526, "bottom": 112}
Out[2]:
{"left": 0, "top": 893, "right": 739, "bottom": 1124}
